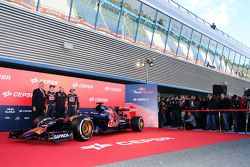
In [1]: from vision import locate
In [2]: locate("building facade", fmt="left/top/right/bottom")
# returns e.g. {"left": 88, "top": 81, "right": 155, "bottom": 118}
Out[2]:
{"left": 0, "top": 0, "right": 249, "bottom": 95}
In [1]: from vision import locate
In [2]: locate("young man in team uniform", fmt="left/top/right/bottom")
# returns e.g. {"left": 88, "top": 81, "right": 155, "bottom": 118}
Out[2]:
{"left": 67, "top": 88, "right": 80, "bottom": 117}
{"left": 46, "top": 85, "right": 56, "bottom": 117}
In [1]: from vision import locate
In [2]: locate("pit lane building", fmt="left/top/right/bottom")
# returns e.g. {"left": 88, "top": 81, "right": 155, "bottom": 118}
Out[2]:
{"left": 0, "top": 0, "right": 250, "bottom": 96}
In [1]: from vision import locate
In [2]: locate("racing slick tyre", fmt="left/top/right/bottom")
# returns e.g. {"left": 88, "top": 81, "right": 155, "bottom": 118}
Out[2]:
{"left": 32, "top": 116, "right": 52, "bottom": 128}
{"left": 131, "top": 116, "right": 144, "bottom": 132}
{"left": 71, "top": 117, "right": 94, "bottom": 141}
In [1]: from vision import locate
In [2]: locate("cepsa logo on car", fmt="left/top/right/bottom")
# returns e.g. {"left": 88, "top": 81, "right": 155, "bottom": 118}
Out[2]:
{"left": 30, "top": 77, "right": 58, "bottom": 85}
{"left": 2, "top": 90, "right": 32, "bottom": 98}
{"left": 89, "top": 97, "right": 109, "bottom": 103}
{"left": 104, "top": 86, "right": 122, "bottom": 92}
{"left": 0, "top": 74, "right": 11, "bottom": 80}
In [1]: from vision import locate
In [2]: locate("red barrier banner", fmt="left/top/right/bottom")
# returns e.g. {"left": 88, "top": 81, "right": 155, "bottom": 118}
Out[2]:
{"left": 0, "top": 67, "right": 125, "bottom": 108}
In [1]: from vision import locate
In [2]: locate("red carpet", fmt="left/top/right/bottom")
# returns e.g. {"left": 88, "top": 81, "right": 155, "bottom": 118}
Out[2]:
{"left": 0, "top": 128, "right": 249, "bottom": 167}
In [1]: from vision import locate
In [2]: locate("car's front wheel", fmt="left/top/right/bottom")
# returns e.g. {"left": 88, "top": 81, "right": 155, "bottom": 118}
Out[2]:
{"left": 71, "top": 117, "right": 94, "bottom": 141}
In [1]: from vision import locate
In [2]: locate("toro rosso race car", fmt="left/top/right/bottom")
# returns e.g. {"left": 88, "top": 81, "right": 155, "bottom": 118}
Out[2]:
{"left": 9, "top": 103, "right": 144, "bottom": 142}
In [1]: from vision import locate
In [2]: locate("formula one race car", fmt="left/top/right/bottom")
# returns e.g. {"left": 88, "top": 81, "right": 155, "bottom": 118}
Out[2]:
{"left": 9, "top": 103, "right": 144, "bottom": 142}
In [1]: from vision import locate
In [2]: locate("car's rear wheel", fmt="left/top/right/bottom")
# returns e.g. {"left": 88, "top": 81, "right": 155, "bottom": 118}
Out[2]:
{"left": 33, "top": 116, "right": 52, "bottom": 128}
{"left": 131, "top": 116, "right": 144, "bottom": 132}
{"left": 71, "top": 117, "right": 94, "bottom": 141}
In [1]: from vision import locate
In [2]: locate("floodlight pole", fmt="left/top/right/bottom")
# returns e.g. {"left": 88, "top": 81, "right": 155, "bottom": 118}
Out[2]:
{"left": 137, "top": 58, "right": 154, "bottom": 84}
{"left": 146, "top": 64, "right": 149, "bottom": 84}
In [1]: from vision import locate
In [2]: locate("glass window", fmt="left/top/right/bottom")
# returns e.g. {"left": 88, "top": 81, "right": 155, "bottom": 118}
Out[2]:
{"left": 70, "top": 0, "right": 98, "bottom": 29}
{"left": 233, "top": 52, "right": 241, "bottom": 75}
{"left": 228, "top": 50, "right": 235, "bottom": 73}
{"left": 4, "top": 0, "right": 38, "bottom": 11}
{"left": 166, "top": 19, "right": 182, "bottom": 57}
{"left": 95, "top": 0, "right": 122, "bottom": 35}
{"left": 136, "top": 3, "right": 157, "bottom": 47}
{"left": 38, "top": 0, "right": 71, "bottom": 21}
{"left": 197, "top": 35, "right": 209, "bottom": 65}
{"left": 188, "top": 30, "right": 202, "bottom": 64}
{"left": 206, "top": 39, "right": 216, "bottom": 67}
{"left": 151, "top": 12, "right": 170, "bottom": 52}
{"left": 213, "top": 43, "right": 223, "bottom": 70}
{"left": 118, "top": 0, "right": 141, "bottom": 42}
{"left": 222, "top": 46, "right": 230, "bottom": 72}
{"left": 244, "top": 58, "right": 250, "bottom": 80}
{"left": 177, "top": 25, "right": 192, "bottom": 60}
{"left": 238, "top": 54, "right": 246, "bottom": 77}
{"left": 234, "top": 53, "right": 241, "bottom": 65}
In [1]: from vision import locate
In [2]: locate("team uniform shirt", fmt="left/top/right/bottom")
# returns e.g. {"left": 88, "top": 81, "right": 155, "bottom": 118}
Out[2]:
{"left": 46, "top": 91, "right": 56, "bottom": 105}
{"left": 67, "top": 94, "right": 79, "bottom": 117}
{"left": 67, "top": 94, "right": 79, "bottom": 109}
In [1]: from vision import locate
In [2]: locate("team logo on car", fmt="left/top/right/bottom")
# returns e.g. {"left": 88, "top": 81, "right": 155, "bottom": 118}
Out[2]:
{"left": 49, "top": 133, "right": 72, "bottom": 140}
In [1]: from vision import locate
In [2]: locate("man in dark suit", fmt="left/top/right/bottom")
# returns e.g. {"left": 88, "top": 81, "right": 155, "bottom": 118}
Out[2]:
{"left": 55, "top": 86, "right": 67, "bottom": 118}
{"left": 32, "top": 81, "right": 46, "bottom": 120}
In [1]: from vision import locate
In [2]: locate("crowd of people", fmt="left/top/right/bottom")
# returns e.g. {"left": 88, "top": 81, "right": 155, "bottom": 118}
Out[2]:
{"left": 158, "top": 93, "right": 249, "bottom": 132}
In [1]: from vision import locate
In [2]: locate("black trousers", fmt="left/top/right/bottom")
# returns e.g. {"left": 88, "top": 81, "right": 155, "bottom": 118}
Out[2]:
{"left": 171, "top": 110, "right": 181, "bottom": 127}
{"left": 232, "top": 112, "right": 239, "bottom": 132}
{"left": 165, "top": 111, "right": 171, "bottom": 126}
{"left": 68, "top": 105, "right": 76, "bottom": 117}
{"left": 47, "top": 105, "right": 55, "bottom": 117}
